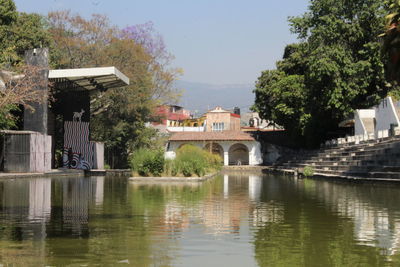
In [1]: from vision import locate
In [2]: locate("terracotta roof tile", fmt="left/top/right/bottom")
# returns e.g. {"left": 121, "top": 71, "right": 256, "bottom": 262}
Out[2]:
{"left": 169, "top": 131, "right": 255, "bottom": 141}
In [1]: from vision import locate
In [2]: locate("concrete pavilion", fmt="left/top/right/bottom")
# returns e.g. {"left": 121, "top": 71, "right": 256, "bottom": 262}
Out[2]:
{"left": 0, "top": 48, "right": 130, "bottom": 173}
{"left": 48, "top": 67, "right": 129, "bottom": 170}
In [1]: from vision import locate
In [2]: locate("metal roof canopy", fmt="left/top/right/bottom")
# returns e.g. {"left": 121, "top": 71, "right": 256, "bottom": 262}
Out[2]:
{"left": 48, "top": 67, "right": 129, "bottom": 91}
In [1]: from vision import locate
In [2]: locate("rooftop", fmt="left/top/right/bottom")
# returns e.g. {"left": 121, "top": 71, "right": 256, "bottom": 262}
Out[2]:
{"left": 169, "top": 131, "right": 255, "bottom": 142}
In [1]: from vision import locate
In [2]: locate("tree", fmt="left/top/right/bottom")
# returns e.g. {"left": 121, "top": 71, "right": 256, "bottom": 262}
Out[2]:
{"left": 381, "top": 0, "right": 400, "bottom": 82}
{"left": 122, "top": 22, "right": 183, "bottom": 103}
{"left": 0, "top": 0, "right": 51, "bottom": 68}
{"left": 0, "top": 66, "right": 47, "bottom": 129}
{"left": 0, "top": 0, "right": 51, "bottom": 129}
{"left": 0, "top": 0, "right": 17, "bottom": 66}
{"left": 253, "top": 0, "right": 388, "bottom": 147}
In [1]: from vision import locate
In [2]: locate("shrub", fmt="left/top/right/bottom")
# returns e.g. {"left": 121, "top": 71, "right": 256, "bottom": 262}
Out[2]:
{"left": 303, "top": 166, "right": 314, "bottom": 177}
{"left": 164, "top": 159, "right": 180, "bottom": 176}
{"left": 175, "top": 145, "right": 207, "bottom": 177}
{"left": 131, "top": 145, "right": 223, "bottom": 177}
{"left": 130, "top": 148, "right": 164, "bottom": 176}
{"left": 206, "top": 153, "right": 223, "bottom": 171}
{"left": 174, "top": 144, "right": 222, "bottom": 177}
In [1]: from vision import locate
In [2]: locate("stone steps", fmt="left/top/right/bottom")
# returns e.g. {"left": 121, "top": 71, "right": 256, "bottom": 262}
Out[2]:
{"left": 275, "top": 136, "right": 400, "bottom": 180}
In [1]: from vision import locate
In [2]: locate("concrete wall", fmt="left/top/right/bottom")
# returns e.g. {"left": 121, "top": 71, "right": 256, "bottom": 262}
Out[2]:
{"left": 92, "top": 142, "right": 104, "bottom": 170}
{"left": 165, "top": 140, "right": 263, "bottom": 166}
{"left": 205, "top": 112, "right": 242, "bottom": 132}
{"left": 30, "top": 133, "right": 52, "bottom": 172}
{"left": 23, "top": 48, "right": 49, "bottom": 135}
{"left": 2, "top": 131, "right": 51, "bottom": 173}
{"left": 206, "top": 112, "right": 230, "bottom": 132}
{"left": 354, "top": 109, "right": 375, "bottom": 136}
{"left": 375, "top": 97, "right": 399, "bottom": 136}
{"left": 230, "top": 115, "right": 241, "bottom": 131}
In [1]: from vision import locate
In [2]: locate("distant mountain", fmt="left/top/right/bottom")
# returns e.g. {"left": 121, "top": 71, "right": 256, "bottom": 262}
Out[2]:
{"left": 175, "top": 80, "right": 255, "bottom": 116}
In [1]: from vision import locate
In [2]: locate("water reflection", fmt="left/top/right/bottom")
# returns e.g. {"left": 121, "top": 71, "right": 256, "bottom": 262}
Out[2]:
{"left": 301, "top": 178, "right": 400, "bottom": 258}
{"left": 28, "top": 179, "right": 51, "bottom": 223}
{"left": 0, "top": 174, "right": 400, "bottom": 266}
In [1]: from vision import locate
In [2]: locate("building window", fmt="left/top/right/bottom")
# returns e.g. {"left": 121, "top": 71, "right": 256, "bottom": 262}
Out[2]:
{"left": 212, "top": 122, "right": 224, "bottom": 132}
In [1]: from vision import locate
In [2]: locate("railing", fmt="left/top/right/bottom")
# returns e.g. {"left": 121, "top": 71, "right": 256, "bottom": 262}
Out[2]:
{"left": 167, "top": 126, "right": 205, "bottom": 132}
{"left": 322, "top": 129, "right": 399, "bottom": 148}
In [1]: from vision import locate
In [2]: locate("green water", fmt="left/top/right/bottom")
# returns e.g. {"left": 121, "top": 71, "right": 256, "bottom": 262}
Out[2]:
{"left": 1, "top": 174, "right": 400, "bottom": 266}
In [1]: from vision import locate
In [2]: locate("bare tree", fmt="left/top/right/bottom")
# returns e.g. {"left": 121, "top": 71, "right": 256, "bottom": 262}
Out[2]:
{"left": 0, "top": 65, "right": 47, "bottom": 112}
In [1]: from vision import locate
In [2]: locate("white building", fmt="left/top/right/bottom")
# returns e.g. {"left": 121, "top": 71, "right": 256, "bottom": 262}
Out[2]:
{"left": 354, "top": 96, "right": 400, "bottom": 138}
{"left": 165, "top": 131, "right": 263, "bottom": 166}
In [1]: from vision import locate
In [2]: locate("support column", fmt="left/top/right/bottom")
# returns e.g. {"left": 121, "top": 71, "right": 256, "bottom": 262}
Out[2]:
{"left": 249, "top": 144, "right": 254, "bottom": 166}
{"left": 224, "top": 151, "right": 229, "bottom": 166}
{"left": 23, "top": 48, "right": 49, "bottom": 134}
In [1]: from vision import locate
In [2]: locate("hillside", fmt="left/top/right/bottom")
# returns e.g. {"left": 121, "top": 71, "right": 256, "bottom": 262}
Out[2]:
{"left": 175, "top": 80, "right": 255, "bottom": 115}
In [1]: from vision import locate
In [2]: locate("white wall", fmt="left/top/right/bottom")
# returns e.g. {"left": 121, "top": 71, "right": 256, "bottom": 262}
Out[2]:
{"left": 375, "top": 97, "right": 399, "bottom": 136}
{"left": 249, "top": 142, "right": 263, "bottom": 165}
{"left": 92, "top": 142, "right": 104, "bottom": 170}
{"left": 30, "top": 132, "right": 52, "bottom": 173}
{"left": 354, "top": 109, "right": 375, "bottom": 136}
{"left": 167, "top": 126, "right": 205, "bottom": 132}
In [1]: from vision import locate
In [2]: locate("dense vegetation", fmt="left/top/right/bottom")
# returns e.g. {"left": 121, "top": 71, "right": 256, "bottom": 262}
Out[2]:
{"left": 0, "top": 0, "right": 181, "bottom": 168}
{"left": 130, "top": 145, "right": 222, "bottom": 177}
{"left": 381, "top": 0, "right": 400, "bottom": 85}
{"left": 130, "top": 148, "right": 165, "bottom": 176}
{"left": 252, "top": 0, "right": 390, "bottom": 147}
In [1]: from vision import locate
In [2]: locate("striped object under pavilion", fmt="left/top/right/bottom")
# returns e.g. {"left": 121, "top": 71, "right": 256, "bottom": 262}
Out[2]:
{"left": 63, "top": 121, "right": 94, "bottom": 169}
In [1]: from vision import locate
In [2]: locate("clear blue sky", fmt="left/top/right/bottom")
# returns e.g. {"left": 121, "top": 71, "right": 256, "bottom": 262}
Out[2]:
{"left": 14, "top": 0, "right": 309, "bottom": 85}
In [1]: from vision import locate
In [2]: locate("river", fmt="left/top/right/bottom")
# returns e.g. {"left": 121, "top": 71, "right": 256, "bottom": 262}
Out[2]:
{"left": 0, "top": 173, "right": 400, "bottom": 266}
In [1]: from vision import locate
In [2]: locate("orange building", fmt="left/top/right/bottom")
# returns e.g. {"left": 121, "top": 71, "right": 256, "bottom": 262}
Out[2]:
{"left": 205, "top": 107, "right": 241, "bottom": 132}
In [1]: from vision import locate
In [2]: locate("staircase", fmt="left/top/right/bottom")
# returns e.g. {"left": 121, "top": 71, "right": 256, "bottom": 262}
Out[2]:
{"left": 275, "top": 136, "right": 400, "bottom": 181}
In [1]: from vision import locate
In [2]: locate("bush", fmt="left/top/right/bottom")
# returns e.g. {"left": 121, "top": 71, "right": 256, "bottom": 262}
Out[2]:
{"left": 130, "top": 148, "right": 164, "bottom": 176}
{"left": 303, "top": 166, "right": 314, "bottom": 177}
{"left": 131, "top": 145, "right": 223, "bottom": 177}
{"left": 206, "top": 153, "right": 223, "bottom": 171}
{"left": 164, "top": 159, "right": 180, "bottom": 176}
{"left": 174, "top": 144, "right": 222, "bottom": 177}
{"left": 175, "top": 145, "right": 206, "bottom": 177}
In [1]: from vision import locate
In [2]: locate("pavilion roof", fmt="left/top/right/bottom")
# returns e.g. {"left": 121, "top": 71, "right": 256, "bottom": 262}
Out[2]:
{"left": 48, "top": 67, "right": 129, "bottom": 91}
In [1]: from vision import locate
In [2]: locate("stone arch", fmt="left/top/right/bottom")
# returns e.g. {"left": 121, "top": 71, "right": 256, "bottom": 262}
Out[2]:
{"left": 178, "top": 143, "right": 189, "bottom": 150}
{"left": 229, "top": 143, "right": 249, "bottom": 165}
{"left": 204, "top": 142, "right": 224, "bottom": 158}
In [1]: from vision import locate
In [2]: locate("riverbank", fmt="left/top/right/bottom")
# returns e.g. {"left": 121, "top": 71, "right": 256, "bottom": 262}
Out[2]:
{"left": 0, "top": 168, "right": 131, "bottom": 179}
{"left": 264, "top": 166, "right": 400, "bottom": 183}
{"left": 0, "top": 169, "right": 84, "bottom": 179}
{"left": 129, "top": 171, "right": 220, "bottom": 183}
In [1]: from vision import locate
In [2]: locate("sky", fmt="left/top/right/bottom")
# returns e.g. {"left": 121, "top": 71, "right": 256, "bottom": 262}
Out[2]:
{"left": 14, "top": 0, "right": 309, "bottom": 85}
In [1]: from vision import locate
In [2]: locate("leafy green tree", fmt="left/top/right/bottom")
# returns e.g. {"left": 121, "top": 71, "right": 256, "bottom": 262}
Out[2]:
{"left": 0, "top": 0, "right": 18, "bottom": 65}
{"left": 0, "top": 0, "right": 51, "bottom": 67}
{"left": 0, "top": 0, "right": 51, "bottom": 129}
{"left": 253, "top": 0, "right": 388, "bottom": 147}
{"left": 381, "top": 0, "right": 400, "bottom": 82}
